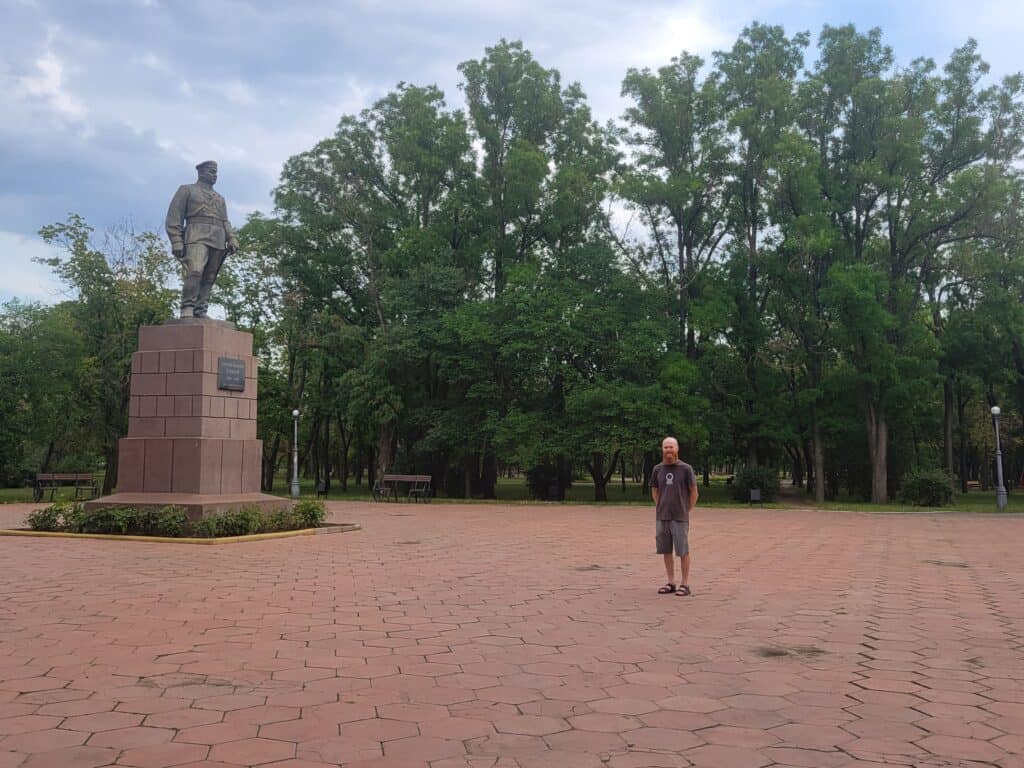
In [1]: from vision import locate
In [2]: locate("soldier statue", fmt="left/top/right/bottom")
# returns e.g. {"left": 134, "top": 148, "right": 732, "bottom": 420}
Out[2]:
{"left": 165, "top": 161, "right": 239, "bottom": 318}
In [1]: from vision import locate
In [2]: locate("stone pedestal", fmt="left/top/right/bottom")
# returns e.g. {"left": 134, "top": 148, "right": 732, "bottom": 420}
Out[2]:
{"left": 87, "top": 319, "right": 288, "bottom": 518}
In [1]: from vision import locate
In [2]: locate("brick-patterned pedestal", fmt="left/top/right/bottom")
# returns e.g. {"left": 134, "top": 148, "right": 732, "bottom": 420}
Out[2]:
{"left": 87, "top": 319, "right": 289, "bottom": 518}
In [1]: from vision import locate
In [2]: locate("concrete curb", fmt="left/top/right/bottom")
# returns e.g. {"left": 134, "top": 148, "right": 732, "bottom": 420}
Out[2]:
{"left": 0, "top": 522, "right": 361, "bottom": 545}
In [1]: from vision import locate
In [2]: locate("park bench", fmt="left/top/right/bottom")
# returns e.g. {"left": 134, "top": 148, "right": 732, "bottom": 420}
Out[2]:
{"left": 373, "top": 474, "right": 433, "bottom": 503}
{"left": 33, "top": 473, "right": 98, "bottom": 502}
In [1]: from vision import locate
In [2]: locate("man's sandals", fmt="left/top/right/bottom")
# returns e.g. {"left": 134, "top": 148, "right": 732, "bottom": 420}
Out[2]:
{"left": 657, "top": 584, "right": 692, "bottom": 596}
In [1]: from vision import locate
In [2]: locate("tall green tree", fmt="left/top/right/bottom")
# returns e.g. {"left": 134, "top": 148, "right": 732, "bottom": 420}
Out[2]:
{"left": 620, "top": 51, "right": 730, "bottom": 358}
{"left": 36, "top": 215, "right": 176, "bottom": 493}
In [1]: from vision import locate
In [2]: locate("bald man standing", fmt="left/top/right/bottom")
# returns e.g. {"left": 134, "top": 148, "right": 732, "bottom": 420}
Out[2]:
{"left": 651, "top": 436, "right": 698, "bottom": 596}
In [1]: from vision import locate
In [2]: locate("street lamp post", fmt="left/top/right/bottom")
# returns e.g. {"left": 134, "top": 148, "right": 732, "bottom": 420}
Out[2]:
{"left": 991, "top": 405, "right": 1008, "bottom": 511}
{"left": 291, "top": 409, "right": 300, "bottom": 498}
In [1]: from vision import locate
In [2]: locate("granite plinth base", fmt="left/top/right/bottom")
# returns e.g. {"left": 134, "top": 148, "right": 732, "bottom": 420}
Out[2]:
{"left": 117, "top": 320, "right": 262, "bottom": 497}
{"left": 84, "top": 492, "right": 293, "bottom": 521}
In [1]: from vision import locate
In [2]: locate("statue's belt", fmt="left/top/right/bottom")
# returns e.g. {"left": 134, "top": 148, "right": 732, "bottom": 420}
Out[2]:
{"left": 185, "top": 215, "right": 226, "bottom": 224}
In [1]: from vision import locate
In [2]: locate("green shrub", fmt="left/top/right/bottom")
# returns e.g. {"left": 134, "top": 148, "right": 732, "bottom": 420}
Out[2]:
{"left": 26, "top": 501, "right": 82, "bottom": 531}
{"left": 898, "top": 468, "right": 953, "bottom": 507}
{"left": 27, "top": 501, "right": 316, "bottom": 538}
{"left": 292, "top": 499, "right": 326, "bottom": 528}
{"left": 191, "top": 517, "right": 220, "bottom": 538}
{"left": 136, "top": 506, "right": 189, "bottom": 537}
{"left": 73, "top": 506, "right": 139, "bottom": 534}
{"left": 730, "top": 465, "right": 781, "bottom": 503}
{"left": 264, "top": 508, "right": 299, "bottom": 532}
{"left": 192, "top": 506, "right": 264, "bottom": 537}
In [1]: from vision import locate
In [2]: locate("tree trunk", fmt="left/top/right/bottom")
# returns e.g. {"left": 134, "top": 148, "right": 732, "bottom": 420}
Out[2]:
{"left": 641, "top": 451, "right": 656, "bottom": 495}
{"left": 336, "top": 417, "right": 351, "bottom": 492}
{"left": 811, "top": 409, "right": 825, "bottom": 505}
{"left": 587, "top": 453, "right": 608, "bottom": 502}
{"left": 40, "top": 441, "right": 56, "bottom": 474}
{"left": 790, "top": 446, "right": 804, "bottom": 487}
{"left": 102, "top": 441, "right": 118, "bottom": 495}
{"left": 366, "top": 448, "right": 376, "bottom": 490}
{"left": 481, "top": 452, "right": 497, "bottom": 499}
{"left": 865, "top": 399, "right": 888, "bottom": 504}
{"left": 943, "top": 377, "right": 955, "bottom": 477}
{"left": 321, "top": 417, "right": 331, "bottom": 494}
{"left": 957, "top": 385, "right": 968, "bottom": 493}
{"left": 263, "top": 434, "right": 281, "bottom": 492}
{"left": 376, "top": 421, "right": 395, "bottom": 477}
{"left": 586, "top": 450, "right": 620, "bottom": 502}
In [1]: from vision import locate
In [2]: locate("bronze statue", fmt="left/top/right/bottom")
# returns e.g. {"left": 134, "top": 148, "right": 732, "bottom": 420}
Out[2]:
{"left": 165, "top": 161, "right": 239, "bottom": 318}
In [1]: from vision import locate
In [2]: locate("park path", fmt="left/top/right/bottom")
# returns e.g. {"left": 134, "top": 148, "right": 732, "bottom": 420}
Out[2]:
{"left": 0, "top": 501, "right": 1022, "bottom": 767}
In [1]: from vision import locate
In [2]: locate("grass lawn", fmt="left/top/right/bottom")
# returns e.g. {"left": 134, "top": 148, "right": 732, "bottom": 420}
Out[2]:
{"left": 262, "top": 475, "right": 1023, "bottom": 513}
{"left": 3, "top": 474, "right": 1019, "bottom": 514}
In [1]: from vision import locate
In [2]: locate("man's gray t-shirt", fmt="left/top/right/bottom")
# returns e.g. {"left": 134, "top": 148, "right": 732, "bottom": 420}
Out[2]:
{"left": 651, "top": 461, "right": 696, "bottom": 521}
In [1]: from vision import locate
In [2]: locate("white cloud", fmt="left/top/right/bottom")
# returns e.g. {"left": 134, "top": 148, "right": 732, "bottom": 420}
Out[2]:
{"left": 208, "top": 79, "right": 260, "bottom": 107}
{"left": 0, "top": 231, "right": 66, "bottom": 303}
{"left": 13, "top": 49, "right": 86, "bottom": 121}
{"left": 136, "top": 52, "right": 169, "bottom": 72}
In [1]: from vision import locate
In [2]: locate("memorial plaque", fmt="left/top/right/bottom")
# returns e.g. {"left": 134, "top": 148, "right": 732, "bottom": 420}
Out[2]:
{"left": 217, "top": 356, "right": 246, "bottom": 391}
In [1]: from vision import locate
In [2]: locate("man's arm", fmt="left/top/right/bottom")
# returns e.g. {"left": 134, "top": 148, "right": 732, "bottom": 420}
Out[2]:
{"left": 688, "top": 468, "right": 699, "bottom": 511}
{"left": 652, "top": 487, "right": 660, "bottom": 506}
{"left": 165, "top": 185, "right": 189, "bottom": 257}
{"left": 224, "top": 218, "right": 239, "bottom": 253}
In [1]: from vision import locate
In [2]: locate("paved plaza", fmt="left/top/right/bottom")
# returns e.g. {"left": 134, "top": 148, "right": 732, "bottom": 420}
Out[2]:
{"left": 0, "top": 502, "right": 1022, "bottom": 768}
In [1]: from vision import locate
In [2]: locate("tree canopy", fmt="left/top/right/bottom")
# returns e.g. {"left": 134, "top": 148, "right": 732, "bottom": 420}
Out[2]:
{"left": 4, "top": 27, "right": 1024, "bottom": 503}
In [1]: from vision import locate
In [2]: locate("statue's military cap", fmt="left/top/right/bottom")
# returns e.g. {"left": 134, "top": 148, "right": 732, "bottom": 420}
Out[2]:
{"left": 195, "top": 160, "right": 218, "bottom": 171}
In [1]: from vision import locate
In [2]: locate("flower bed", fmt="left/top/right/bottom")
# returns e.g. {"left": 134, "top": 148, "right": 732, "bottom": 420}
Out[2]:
{"left": 25, "top": 499, "right": 327, "bottom": 538}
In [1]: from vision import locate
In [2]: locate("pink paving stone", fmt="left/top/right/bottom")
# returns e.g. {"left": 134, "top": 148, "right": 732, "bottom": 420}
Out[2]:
{"left": 421, "top": 716, "right": 495, "bottom": 740}
{"left": 117, "top": 741, "right": 210, "bottom": 767}
{"left": 0, "top": 679, "right": 69, "bottom": 694}
{"left": 382, "top": 735, "right": 466, "bottom": 761}
{"left": 700, "top": 725, "right": 780, "bottom": 748}
{"left": 622, "top": 726, "right": 704, "bottom": 751}
{"left": 917, "top": 734, "right": 1010, "bottom": 762}
{"left": 87, "top": 726, "right": 175, "bottom": 749}
{"left": 2, "top": 503, "right": 1024, "bottom": 767}
{"left": 298, "top": 736, "right": 383, "bottom": 764}
{"left": 208, "top": 737, "right": 295, "bottom": 765}
{"left": 255, "top": 716, "right": 339, "bottom": 743}
{"left": 59, "top": 710, "right": 144, "bottom": 732}
{"left": 19, "top": 746, "right": 119, "bottom": 768}
{"left": 589, "top": 698, "right": 657, "bottom": 715}
{"left": 174, "top": 721, "right": 259, "bottom": 745}
{"left": 193, "top": 694, "right": 267, "bottom": 712}
{"left": 515, "top": 752, "right": 605, "bottom": 768}
{"left": 1, "top": 728, "right": 88, "bottom": 752}
{"left": 493, "top": 715, "right": 570, "bottom": 736}
{"left": 0, "top": 716, "right": 62, "bottom": 735}
{"left": 567, "top": 713, "right": 641, "bottom": 733}
{"left": 374, "top": 703, "right": 449, "bottom": 722}
{"left": 340, "top": 718, "right": 419, "bottom": 743}
{"left": 684, "top": 744, "right": 771, "bottom": 768}
{"left": 145, "top": 709, "right": 225, "bottom": 729}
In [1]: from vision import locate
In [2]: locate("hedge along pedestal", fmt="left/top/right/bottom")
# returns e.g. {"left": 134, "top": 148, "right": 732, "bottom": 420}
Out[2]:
{"left": 86, "top": 318, "right": 290, "bottom": 519}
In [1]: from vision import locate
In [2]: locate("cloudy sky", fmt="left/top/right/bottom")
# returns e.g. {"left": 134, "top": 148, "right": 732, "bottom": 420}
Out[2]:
{"left": 2, "top": 0, "right": 1021, "bottom": 302}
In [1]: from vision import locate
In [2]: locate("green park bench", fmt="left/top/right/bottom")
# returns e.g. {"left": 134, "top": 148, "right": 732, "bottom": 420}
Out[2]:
{"left": 373, "top": 474, "right": 433, "bottom": 503}
{"left": 33, "top": 473, "right": 99, "bottom": 502}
